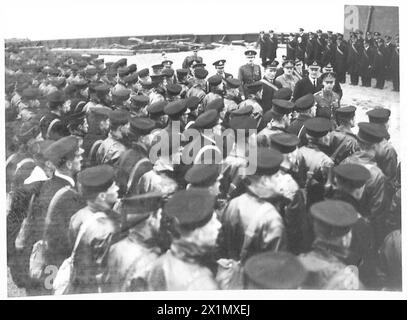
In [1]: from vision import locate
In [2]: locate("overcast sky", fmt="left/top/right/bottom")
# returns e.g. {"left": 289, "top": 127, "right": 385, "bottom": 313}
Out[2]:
{"left": 0, "top": 0, "right": 401, "bottom": 40}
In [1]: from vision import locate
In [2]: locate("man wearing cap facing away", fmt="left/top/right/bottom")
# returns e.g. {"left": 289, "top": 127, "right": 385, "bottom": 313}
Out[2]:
{"left": 296, "top": 117, "right": 334, "bottom": 206}
{"left": 238, "top": 50, "right": 262, "bottom": 98}
{"left": 287, "top": 93, "right": 316, "bottom": 147}
{"left": 69, "top": 165, "right": 120, "bottom": 294}
{"left": 202, "top": 75, "right": 224, "bottom": 109}
{"left": 327, "top": 106, "right": 359, "bottom": 164}
{"left": 83, "top": 106, "right": 111, "bottom": 163}
{"left": 366, "top": 108, "right": 398, "bottom": 182}
{"left": 327, "top": 164, "right": 378, "bottom": 288}
{"left": 96, "top": 109, "right": 129, "bottom": 166}
{"left": 218, "top": 147, "right": 286, "bottom": 265}
{"left": 185, "top": 67, "right": 208, "bottom": 102}
{"left": 40, "top": 90, "right": 70, "bottom": 140}
{"left": 243, "top": 251, "right": 307, "bottom": 290}
{"left": 238, "top": 81, "right": 264, "bottom": 122}
{"left": 175, "top": 69, "right": 190, "bottom": 98}
{"left": 104, "top": 192, "right": 163, "bottom": 292}
{"left": 147, "top": 189, "right": 221, "bottom": 291}
{"left": 257, "top": 99, "right": 294, "bottom": 147}
{"left": 223, "top": 78, "right": 242, "bottom": 116}
{"left": 298, "top": 200, "right": 362, "bottom": 289}
{"left": 27, "top": 136, "right": 84, "bottom": 294}
{"left": 341, "top": 122, "right": 388, "bottom": 248}
{"left": 85, "top": 83, "right": 112, "bottom": 112}
{"left": 17, "top": 87, "right": 41, "bottom": 122}
{"left": 292, "top": 61, "right": 321, "bottom": 102}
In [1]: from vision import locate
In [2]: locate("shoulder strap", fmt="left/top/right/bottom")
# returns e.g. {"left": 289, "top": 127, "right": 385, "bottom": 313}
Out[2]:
{"left": 44, "top": 185, "right": 72, "bottom": 232}
{"left": 71, "top": 212, "right": 106, "bottom": 259}
{"left": 89, "top": 139, "right": 104, "bottom": 163}
{"left": 127, "top": 157, "right": 151, "bottom": 193}
{"left": 193, "top": 145, "right": 221, "bottom": 164}
{"left": 6, "top": 153, "right": 18, "bottom": 168}
{"left": 336, "top": 46, "right": 344, "bottom": 55}
{"left": 15, "top": 158, "right": 35, "bottom": 175}
{"left": 46, "top": 118, "right": 61, "bottom": 139}
{"left": 297, "top": 125, "right": 306, "bottom": 138}
{"left": 330, "top": 136, "right": 350, "bottom": 162}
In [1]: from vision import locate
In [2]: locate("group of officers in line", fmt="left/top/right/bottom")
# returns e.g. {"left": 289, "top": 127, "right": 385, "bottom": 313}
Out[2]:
{"left": 5, "top": 40, "right": 401, "bottom": 295}
{"left": 257, "top": 28, "right": 399, "bottom": 91}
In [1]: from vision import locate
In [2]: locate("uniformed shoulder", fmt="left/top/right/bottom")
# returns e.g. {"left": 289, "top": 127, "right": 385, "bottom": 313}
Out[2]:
{"left": 314, "top": 90, "right": 323, "bottom": 97}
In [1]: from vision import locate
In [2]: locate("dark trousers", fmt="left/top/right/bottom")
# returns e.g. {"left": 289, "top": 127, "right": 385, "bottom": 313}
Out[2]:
{"left": 350, "top": 73, "right": 359, "bottom": 85}
{"left": 392, "top": 74, "right": 400, "bottom": 91}
{"left": 337, "top": 71, "right": 346, "bottom": 83}
{"left": 361, "top": 76, "right": 372, "bottom": 87}
{"left": 375, "top": 76, "right": 385, "bottom": 89}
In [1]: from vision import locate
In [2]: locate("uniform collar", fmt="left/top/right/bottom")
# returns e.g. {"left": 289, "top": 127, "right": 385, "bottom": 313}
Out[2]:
{"left": 54, "top": 170, "right": 75, "bottom": 187}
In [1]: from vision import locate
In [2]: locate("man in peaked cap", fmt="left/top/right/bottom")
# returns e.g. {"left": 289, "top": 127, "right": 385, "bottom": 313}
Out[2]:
{"left": 105, "top": 192, "right": 163, "bottom": 292}
{"left": 275, "top": 60, "right": 299, "bottom": 92}
{"left": 360, "top": 39, "right": 375, "bottom": 87}
{"left": 305, "top": 33, "right": 317, "bottom": 66}
{"left": 259, "top": 60, "right": 282, "bottom": 112}
{"left": 366, "top": 108, "right": 398, "bottom": 181}
{"left": 287, "top": 33, "right": 298, "bottom": 61}
{"left": 314, "top": 72, "right": 340, "bottom": 115}
{"left": 129, "top": 94, "right": 149, "bottom": 117}
{"left": 126, "top": 117, "right": 156, "bottom": 153}
{"left": 151, "top": 64, "right": 164, "bottom": 75}
{"left": 244, "top": 251, "right": 307, "bottom": 289}
{"left": 134, "top": 68, "right": 151, "bottom": 95}
{"left": 111, "top": 87, "right": 131, "bottom": 110}
{"left": 83, "top": 106, "right": 111, "bottom": 163}
{"left": 287, "top": 93, "right": 316, "bottom": 147}
{"left": 185, "top": 163, "right": 221, "bottom": 196}
{"left": 165, "top": 83, "right": 182, "bottom": 102}
{"left": 147, "top": 188, "right": 221, "bottom": 291}
{"left": 298, "top": 200, "right": 362, "bottom": 289}
{"left": 185, "top": 68, "right": 208, "bottom": 102}
{"left": 293, "top": 61, "right": 321, "bottom": 101}
{"left": 238, "top": 49, "right": 262, "bottom": 98}
{"left": 296, "top": 117, "right": 334, "bottom": 205}
{"left": 182, "top": 45, "right": 203, "bottom": 70}
{"left": 257, "top": 99, "right": 294, "bottom": 147}
{"left": 85, "top": 83, "right": 112, "bottom": 111}
{"left": 315, "top": 29, "right": 326, "bottom": 64}
{"left": 327, "top": 163, "right": 378, "bottom": 288}
{"left": 18, "top": 87, "right": 41, "bottom": 121}
{"left": 238, "top": 81, "right": 264, "bottom": 122}
{"left": 96, "top": 109, "right": 129, "bottom": 165}
{"left": 147, "top": 100, "right": 169, "bottom": 137}
{"left": 202, "top": 75, "right": 224, "bottom": 109}
{"left": 317, "top": 63, "right": 343, "bottom": 99}
{"left": 175, "top": 68, "right": 190, "bottom": 98}
{"left": 40, "top": 90, "right": 70, "bottom": 140}
{"left": 374, "top": 38, "right": 387, "bottom": 89}
{"left": 29, "top": 136, "right": 84, "bottom": 293}
{"left": 334, "top": 34, "right": 348, "bottom": 83}
{"left": 327, "top": 106, "right": 359, "bottom": 165}
{"left": 212, "top": 59, "right": 233, "bottom": 82}
{"left": 341, "top": 122, "right": 388, "bottom": 247}
{"left": 69, "top": 165, "right": 119, "bottom": 294}
{"left": 218, "top": 147, "right": 285, "bottom": 261}
{"left": 223, "top": 78, "right": 241, "bottom": 117}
